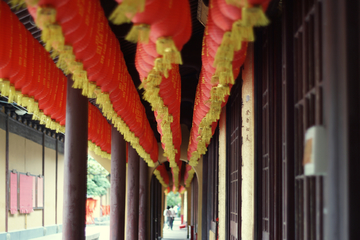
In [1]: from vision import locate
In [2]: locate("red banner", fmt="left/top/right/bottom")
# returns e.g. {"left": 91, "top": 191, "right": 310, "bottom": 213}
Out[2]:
{"left": 19, "top": 174, "right": 33, "bottom": 214}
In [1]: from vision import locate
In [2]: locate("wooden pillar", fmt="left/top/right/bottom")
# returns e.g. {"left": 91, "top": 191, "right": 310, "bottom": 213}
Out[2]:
{"left": 181, "top": 193, "right": 185, "bottom": 224}
{"left": 138, "top": 158, "right": 147, "bottom": 240}
{"left": 126, "top": 144, "right": 139, "bottom": 240}
{"left": 110, "top": 126, "right": 126, "bottom": 240}
{"left": 62, "top": 76, "right": 88, "bottom": 240}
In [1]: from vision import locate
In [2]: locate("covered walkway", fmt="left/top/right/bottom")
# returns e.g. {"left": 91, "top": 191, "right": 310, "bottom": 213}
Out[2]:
{"left": 1, "top": 0, "right": 359, "bottom": 240}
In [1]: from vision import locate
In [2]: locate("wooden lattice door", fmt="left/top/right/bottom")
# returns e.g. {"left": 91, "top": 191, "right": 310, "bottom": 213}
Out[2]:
{"left": 227, "top": 78, "right": 242, "bottom": 240}
{"left": 293, "top": 0, "right": 324, "bottom": 239}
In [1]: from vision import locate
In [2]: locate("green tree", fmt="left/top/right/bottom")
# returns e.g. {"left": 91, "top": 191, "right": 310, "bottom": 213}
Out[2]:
{"left": 166, "top": 191, "right": 181, "bottom": 207}
{"left": 87, "top": 156, "right": 110, "bottom": 197}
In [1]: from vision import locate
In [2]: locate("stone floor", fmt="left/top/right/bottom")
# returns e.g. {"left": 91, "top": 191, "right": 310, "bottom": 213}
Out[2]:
{"left": 86, "top": 225, "right": 109, "bottom": 240}
{"left": 162, "top": 217, "right": 188, "bottom": 240}
{"left": 84, "top": 217, "right": 188, "bottom": 240}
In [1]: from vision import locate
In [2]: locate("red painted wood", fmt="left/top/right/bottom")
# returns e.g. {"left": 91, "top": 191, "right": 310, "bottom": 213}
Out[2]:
{"left": 110, "top": 126, "right": 126, "bottom": 240}
{"left": 126, "top": 144, "right": 140, "bottom": 240}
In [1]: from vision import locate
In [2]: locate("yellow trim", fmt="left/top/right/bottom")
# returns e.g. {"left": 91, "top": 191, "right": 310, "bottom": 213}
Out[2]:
{"left": 0, "top": 79, "right": 65, "bottom": 133}
{"left": 109, "top": 0, "right": 146, "bottom": 25}
{"left": 31, "top": 5, "right": 155, "bottom": 167}
{"left": 88, "top": 141, "right": 111, "bottom": 160}
{"left": 185, "top": 168, "right": 195, "bottom": 188}
{"left": 172, "top": 166, "right": 180, "bottom": 190}
{"left": 156, "top": 37, "right": 182, "bottom": 76}
{"left": 125, "top": 24, "right": 151, "bottom": 44}
{"left": 140, "top": 67, "right": 178, "bottom": 169}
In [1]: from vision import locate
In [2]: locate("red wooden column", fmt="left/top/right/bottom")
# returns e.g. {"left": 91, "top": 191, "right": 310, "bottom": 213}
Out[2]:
{"left": 126, "top": 143, "right": 140, "bottom": 240}
{"left": 138, "top": 158, "right": 148, "bottom": 240}
{"left": 62, "top": 76, "right": 88, "bottom": 240}
{"left": 110, "top": 126, "right": 127, "bottom": 240}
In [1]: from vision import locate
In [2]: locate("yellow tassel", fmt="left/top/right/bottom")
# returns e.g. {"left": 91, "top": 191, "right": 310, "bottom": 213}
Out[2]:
{"left": 215, "top": 61, "right": 234, "bottom": 85}
{"left": 109, "top": 5, "right": 132, "bottom": 25}
{"left": 26, "top": 0, "right": 39, "bottom": 7}
{"left": 214, "top": 32, "right": 235, "bottom": 68}
{"left": 9, "top": 0, "right": 26, "bottom": 9}
{"left": 145, "top": 70, "right": 162, "bottom": 86}
{"left": 33, "top": 102, "right": 40, "bottom": 118}
{"left": 43, "top": 25, "right": 64, "bottom": 52}
{"left": 156, "top": 37, "right": 182, "bottom": 65}
{"left": 109, "top": 0, "right": 146, "bottom": 25}
{"left": 218, "top": 70, "right": 235, "bottom": 85}
{"left": 56, "top": 46, "right": 75, "bottom": 73}
{"left": 242, "top": 6, "right": 270, "bottom": 27}
{"left": 82, "top": 83, "right": 96, "bottom": 98}
{"left": 15, "top": 91, "right": 23, "bottom": 106}
{"left": 26, "top": 98, "right": 35, "bottom": 114}
{"left": 36, "top": 7, "right": 57, "bottom": 29}
{"left": 231, "top": 20, "right": 254, "bottom": 50}
{"left": 125, "top": 24, "right": 150, "bottom": 43}
{"left": 0, "top": 81, "right": 10, "bottom": 98}
{"left": 225, "top": 0, "right": 248, "bottom": 8}
{"left": 154, "top": 58, "right": 171, "bottom": 77}
{"left": 8, "top": 86, "right": 16, "bottom": 103}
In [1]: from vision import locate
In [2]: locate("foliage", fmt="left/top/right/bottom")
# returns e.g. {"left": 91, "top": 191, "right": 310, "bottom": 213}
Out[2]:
{"left": 166, "top": 191, "right": 181, "bottom": 207}
{"left": 87, "top": 156, "right": 110, "bottom": 197}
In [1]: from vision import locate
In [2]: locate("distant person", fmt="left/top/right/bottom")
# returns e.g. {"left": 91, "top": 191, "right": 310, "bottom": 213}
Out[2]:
{"left": 163, "top": 207, "right": 169, "bottom": 229}
{"left": 166, "top": 206, "right": 172, "bottom": 229}
{"left": 170, "top": 206, "right": 176, "bottom": 230}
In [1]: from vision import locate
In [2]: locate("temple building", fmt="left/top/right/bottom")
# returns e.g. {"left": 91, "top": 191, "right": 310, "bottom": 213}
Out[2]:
{"left": 0, "top": 0, "right": 359, "bottom": 240}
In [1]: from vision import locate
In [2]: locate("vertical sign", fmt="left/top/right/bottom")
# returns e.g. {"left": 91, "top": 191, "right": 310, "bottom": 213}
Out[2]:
{"left": 241, "top": 44, "right": 255, "bottom": 240}
{"left": 9, "top": 172, "right": 18, "bottom": 214}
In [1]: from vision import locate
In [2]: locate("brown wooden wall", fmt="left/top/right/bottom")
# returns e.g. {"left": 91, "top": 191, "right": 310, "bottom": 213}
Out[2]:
{"left": 254, "top": 0, "right": 325, "bottom": 239}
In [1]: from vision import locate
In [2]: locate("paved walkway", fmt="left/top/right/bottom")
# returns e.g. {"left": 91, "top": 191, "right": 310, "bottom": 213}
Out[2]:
{"left": 162, "top": 217, "right": 187, "bottom": 240}
{"left": 86, "top": 225, "right": 109, "bottom": 240}
{"left": 85, "top": 217, "right": 188, "bottom": 240}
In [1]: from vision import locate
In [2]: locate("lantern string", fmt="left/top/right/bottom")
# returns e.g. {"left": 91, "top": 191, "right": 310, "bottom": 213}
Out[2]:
{"left": 187, "top": 1, "right": 270, "bottom": 167}
{"left": 22, "top": 3, "right": 156, "bottom": 167}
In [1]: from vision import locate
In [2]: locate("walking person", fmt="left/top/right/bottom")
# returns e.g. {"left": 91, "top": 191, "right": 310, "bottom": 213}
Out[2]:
{"left": 170, "top": 206, "right": 176, "bottom": 230}
{"left": 166, "top": 206, "right": 172, "bottom": 229}
{"left": 163, "top": 207, "right": 169, "bottom": 229}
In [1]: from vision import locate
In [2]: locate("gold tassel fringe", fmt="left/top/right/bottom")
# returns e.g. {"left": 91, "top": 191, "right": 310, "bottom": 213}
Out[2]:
{"left": 0, "top": 79, "right": 65, "bottom": 133}
{"left": 225, "top": 0, "right": 248, "bottom": 8}
{"left": 156, "top": 37, "right": 182, "bottom": 66}
{"left": 153, "top": 169, "right": 168, "bottom": 188}
{"left": 188, "top": 4, "right": 269, "bottom": 164}
{"left": 140, "top": 67, "right": 178, "bottom": 168}
{"left": 28, "top": 2, "right": 156, "bottom": 167}
{"left": 88, "top": 141, "right": 111, "bottom": 160}
{"left": 109, "top": 0, "right": 146, "bottom": 25}
{"left": 9, "top": 0, "right": 27, "bottom": 9}
{"left": 125, "top": 24, "right": 150, "bottom": 43}
{"left": 242, "top": 6, "right": 270, "bottom": 27}
{"left": 185, "top": 168, "right": 195, "bottom": 188}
